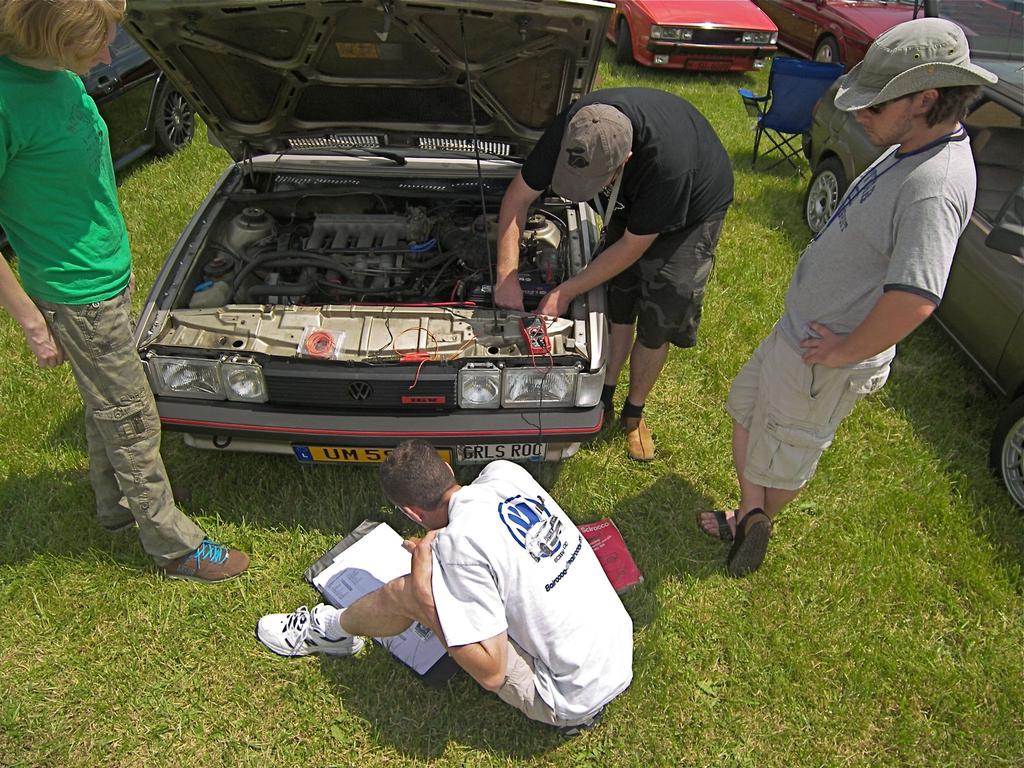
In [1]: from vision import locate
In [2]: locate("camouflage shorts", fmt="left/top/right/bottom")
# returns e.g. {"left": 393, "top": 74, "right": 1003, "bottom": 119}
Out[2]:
{"left": 606, "top": 217, "right": 725, "bottom": 349}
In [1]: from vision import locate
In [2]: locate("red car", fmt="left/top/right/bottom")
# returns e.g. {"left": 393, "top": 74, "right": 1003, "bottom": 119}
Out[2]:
{"left": 752, "top": 0, "right": 918, "bottom": 67}
{"left": 607, "top": 0, "right": 779, "bottom": 73}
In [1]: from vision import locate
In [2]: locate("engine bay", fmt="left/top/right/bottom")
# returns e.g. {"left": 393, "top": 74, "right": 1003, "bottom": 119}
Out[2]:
{"left": 184, "top": 193, "right": 570, "bottom": 311}
{"left": 142, "top": 174, "right": 600, "bottom": 364}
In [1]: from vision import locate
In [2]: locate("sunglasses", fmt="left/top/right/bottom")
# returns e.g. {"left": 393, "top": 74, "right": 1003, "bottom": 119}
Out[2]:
{"left": 864, "top": 94, "right": 914, "bottom": 114}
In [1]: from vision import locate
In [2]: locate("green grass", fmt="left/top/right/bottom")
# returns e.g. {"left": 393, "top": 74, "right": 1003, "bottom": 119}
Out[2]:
{"left": 2, "top": 50, "right": 1022, "bottom": 767}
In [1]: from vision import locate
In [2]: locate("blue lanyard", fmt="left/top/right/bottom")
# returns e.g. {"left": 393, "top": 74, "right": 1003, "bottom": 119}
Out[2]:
{"left": 812, "top": 125, "right": 967, "bottom": 241}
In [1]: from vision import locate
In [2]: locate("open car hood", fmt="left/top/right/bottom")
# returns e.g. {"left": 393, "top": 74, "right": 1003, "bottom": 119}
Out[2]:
{"left": 125, "top": 0, "right": 612, "bottom": 161}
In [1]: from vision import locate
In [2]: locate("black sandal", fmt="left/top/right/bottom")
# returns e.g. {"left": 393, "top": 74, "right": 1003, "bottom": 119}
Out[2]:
{"left": 697, "top": 510, "right": 735, "bottom": 542}
{"left": 727, "top": 509, "right": 772, "bottom": 578}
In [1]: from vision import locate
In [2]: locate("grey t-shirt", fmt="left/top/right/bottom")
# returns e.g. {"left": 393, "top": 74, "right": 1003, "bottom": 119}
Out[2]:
{"left": 778, "top": 129, "right": 976, "bottom": 368}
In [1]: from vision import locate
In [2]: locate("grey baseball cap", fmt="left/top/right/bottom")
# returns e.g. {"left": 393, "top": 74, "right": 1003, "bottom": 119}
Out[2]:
{"left": 835, "top": 17, "right": 997, "bottom": 112}
{"left": 551, "top": 104, "right": 633, "bottom": 202}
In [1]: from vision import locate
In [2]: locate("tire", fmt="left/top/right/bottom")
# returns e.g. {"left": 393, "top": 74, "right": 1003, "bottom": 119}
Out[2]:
{"left": 804, "top": 156, "right": 847, "bottom": 234}
{"left": 989, "top": 396, "right": 1024, "bottom": 510}
{"left": 153, "top": 81, "right": 195, "bottom": 157}
{"left": 814, "top": 36, "right": 840, "bottom": 65}
{"left": 615, "top": 19, "right": 634, "bottom": 65}
{"left": 525, "top": 462, "right": 562, "bottom": 491}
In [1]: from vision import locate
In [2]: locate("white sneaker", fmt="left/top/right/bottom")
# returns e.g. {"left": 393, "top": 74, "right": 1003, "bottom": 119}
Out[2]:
{"left": 255, "top": 604, "right": 364, "bottom": 658}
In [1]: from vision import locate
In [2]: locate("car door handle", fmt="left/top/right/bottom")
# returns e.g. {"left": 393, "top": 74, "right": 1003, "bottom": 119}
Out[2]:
{"left": 93, "top": 75, "right": 117, "bottom": 94}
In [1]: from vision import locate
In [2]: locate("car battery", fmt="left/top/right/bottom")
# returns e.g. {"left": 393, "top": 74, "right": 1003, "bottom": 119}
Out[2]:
{"left": 466, "top": 272, "right": 553, "bottom": 310}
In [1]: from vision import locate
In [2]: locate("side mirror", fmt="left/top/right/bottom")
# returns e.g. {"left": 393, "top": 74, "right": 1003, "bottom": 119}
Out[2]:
{"left": 985, "top": 184, "right": 1024, "bottom": 258}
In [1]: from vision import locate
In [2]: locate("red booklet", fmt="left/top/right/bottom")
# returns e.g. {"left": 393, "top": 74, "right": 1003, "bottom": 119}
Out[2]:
{"left": 578, "top": 518, "right": 643, "bottom": 594}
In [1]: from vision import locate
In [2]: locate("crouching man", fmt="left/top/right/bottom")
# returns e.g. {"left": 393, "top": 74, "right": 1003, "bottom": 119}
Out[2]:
{"left": 256, "top": 440, "right": 633, "bottom": 734}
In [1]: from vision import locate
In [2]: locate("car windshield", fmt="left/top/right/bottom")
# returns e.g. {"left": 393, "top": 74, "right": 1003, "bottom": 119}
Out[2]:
{"left": 926, "top": 0, "right": 1024, "bottom": 61}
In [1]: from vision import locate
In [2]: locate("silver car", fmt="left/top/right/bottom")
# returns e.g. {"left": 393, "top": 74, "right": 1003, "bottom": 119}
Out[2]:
{"left": 126, "top": 0, "right": 614, "bottom": 469}
{"left": 803, "top": 3, "right": 1024, "bottom": 508}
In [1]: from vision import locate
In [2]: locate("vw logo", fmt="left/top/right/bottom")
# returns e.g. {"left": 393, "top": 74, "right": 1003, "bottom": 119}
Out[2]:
{"left": 566, "top": 146, "right": 589, "bottom": 168}
{"left": 348, "top": 381, "right": 372, "bottom": 401}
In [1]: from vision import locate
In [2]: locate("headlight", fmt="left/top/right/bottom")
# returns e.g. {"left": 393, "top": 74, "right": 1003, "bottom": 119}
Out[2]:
{"left": 503, "top": 368, "right": 576, "bottom": 408}
{"left": 145, "top": 354, "right": 267, "bottom": 402}
{"left": 742, "top": 31, "right": 776, "bottom": 45}
{"left": 222, "top": 357, "right": 268, "bottom": 403}
{"left": 574, "top": 371, "right": 604, "bottom": 407}
{"left": 149, "top": 357, "right": 223, "bottom": 399}
{"left": 651, "top": 25, "right": 693, "bottom": 41}
{"left": 459, "top": 364, "right": 501, "bottom": 409}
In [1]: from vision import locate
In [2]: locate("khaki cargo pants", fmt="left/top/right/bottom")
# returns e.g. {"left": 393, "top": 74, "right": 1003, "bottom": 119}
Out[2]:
{"left": 36, "top": 288, "right": 205, "bottom": 564}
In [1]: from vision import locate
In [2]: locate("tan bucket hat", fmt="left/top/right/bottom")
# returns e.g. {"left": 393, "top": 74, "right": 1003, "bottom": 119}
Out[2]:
{"left": 835, "top": 17, "right": 997, "bottom": 112}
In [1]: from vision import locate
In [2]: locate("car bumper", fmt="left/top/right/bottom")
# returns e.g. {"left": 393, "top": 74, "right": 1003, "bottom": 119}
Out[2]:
{"left": 645, "top": 41, "right": 776, "bottom": 71}
{"left": 156, "top": 398, "right": 604, "bottom": 461}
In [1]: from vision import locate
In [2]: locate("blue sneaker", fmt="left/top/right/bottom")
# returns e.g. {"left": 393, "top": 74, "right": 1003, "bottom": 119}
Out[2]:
{"left": 163, "top": 538, "right": 249, "bottom": 583}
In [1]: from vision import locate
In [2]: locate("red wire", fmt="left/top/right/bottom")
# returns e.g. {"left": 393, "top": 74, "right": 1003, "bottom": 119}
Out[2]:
{"left": 392, "top": 328, "right": 441, "bottom": 389}
{"left": 304, "top": 330, "right": 335, "bottom": 359}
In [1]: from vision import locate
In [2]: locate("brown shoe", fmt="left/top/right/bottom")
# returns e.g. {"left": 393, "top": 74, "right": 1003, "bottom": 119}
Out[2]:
{"left": 163, "top": 539, "right": 249, "bottom": 583}
{"left": 621, "top": 416, "right": 655, "bottom": 461}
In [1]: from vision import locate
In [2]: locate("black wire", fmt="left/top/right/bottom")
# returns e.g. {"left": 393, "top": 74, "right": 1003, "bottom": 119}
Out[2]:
{"left": 457, "top": 11, "right": 497, "bottom": 326}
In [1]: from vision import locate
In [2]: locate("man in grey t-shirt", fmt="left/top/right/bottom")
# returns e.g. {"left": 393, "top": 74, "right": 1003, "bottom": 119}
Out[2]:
{"left": 698, "top": 18, "right": 997, "bottom": 576}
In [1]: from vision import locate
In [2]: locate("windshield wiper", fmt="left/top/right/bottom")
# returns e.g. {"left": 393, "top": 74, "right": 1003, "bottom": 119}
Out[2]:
{"left": 287, "top": 146, "right": 406, "bottom": 165}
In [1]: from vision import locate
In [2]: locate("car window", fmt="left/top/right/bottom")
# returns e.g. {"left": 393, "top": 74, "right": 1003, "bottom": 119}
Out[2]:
{"left": 964, "top": 99, "right": 1024, "bottom": 221}
{"left": 927, "top": 0, "right": 1024, "bottom": 60}
{"left": 109, "top": 26, "right": 136, "bottom": 57}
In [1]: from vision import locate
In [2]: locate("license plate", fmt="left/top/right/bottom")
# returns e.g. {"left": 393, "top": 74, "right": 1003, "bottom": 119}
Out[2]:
{"left": 689, "top": 59, "right": 731, "bottom": 72}
{"left": 293, "top": 446, "right": 451, "bottom": 464}
{"left": 457, "top": 443, "right": 545, "bottom": 464}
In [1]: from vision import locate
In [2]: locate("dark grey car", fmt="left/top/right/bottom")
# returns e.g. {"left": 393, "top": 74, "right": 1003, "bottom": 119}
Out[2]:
{"left": 803, "top": 2, "right": 1024, "bottom": 508}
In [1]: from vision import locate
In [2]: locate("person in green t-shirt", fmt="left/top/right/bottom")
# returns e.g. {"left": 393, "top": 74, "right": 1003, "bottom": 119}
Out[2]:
{"left": 0, "top": 0, "right": 248, "bottom": 582}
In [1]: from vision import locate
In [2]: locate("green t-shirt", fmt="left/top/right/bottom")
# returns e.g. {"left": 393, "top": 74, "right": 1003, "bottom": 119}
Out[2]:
{"left": 0, "top": 56, "right": 130, "bottom": 304}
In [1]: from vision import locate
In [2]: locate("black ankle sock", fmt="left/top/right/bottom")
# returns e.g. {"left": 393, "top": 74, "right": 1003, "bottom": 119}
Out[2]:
{"left": 621, "top": 399, "right": 644, "bottom": 420}
{"left": 601, "top": 384, "right": 616, "bottom": 411}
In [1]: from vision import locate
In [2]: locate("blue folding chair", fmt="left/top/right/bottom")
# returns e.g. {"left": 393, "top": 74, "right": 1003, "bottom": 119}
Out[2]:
{"left": 739, "top": 58, "right": 844, "bottom": 173}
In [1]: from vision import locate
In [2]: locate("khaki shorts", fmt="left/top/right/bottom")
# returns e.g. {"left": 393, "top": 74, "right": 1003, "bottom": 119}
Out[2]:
{"left": 726, "top": 328, "right": 890, "bottom": 491}
{"left": 495, "top": 639, "right": 600, "bottom": 728}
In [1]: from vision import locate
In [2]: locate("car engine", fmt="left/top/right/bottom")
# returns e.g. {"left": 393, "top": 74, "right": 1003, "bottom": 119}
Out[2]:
{"left": 187, "top": 199, "right": 569, "bottom": 311}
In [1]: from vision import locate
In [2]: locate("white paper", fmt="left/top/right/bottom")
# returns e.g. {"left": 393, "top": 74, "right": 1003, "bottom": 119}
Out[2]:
{"left": 312, "top": 522, "right": 447, "bottom": 675}
{"left": 312, "top": 522, "right": 411, "bottom": 595}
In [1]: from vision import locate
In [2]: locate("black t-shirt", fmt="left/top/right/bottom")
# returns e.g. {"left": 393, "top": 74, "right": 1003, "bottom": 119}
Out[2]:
{"left": 521, "top": 88, "right": 733, "bottom": 236}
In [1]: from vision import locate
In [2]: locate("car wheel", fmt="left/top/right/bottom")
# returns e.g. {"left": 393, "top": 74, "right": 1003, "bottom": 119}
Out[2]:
{"left": 153, "top": 81, "right": 195, "bottom": 156}
{"left": 526, "top": 462, "right": 562, "bottom": 491}
{"left": 990, "top": 396, "right": 1024, "bottom": 510}
{"left": 814, "top": 36, "right": 840, "bottom": 65}
{"left": 804, "top": 156, "right": 847, "bottom": 234}
{"left": 615, "top": 19, "right": 634, "bottom": 65}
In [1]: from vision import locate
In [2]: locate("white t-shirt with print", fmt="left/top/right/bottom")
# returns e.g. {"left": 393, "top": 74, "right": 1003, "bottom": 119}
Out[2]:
{"left": 430, "top": 461, "right": 633, "bottom": 720}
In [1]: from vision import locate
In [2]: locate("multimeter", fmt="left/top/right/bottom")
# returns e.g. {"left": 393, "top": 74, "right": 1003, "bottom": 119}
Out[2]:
{"left": 518, "top": 315, "right": 551, "bottom": 355}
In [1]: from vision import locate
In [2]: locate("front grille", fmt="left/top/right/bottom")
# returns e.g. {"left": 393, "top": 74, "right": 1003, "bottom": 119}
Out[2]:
{"left": 264, "top": 361, "right": 458, "bottom": 411}
{"left": 692, "top": 29, "right": 745, "bottom": 46}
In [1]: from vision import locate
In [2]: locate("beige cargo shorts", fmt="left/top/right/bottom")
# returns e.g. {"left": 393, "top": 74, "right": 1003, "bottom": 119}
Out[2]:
{"left": 495, "top": 638, "right": 601, "bottom": 728}
{"left": 727, "top": 327, "right": 890, "bottom": 491}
